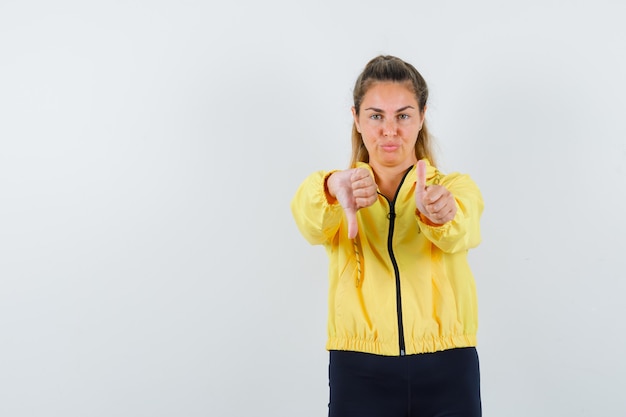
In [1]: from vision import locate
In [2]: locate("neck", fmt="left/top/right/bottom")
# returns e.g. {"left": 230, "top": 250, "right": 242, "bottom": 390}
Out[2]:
{"left": 370, "top": 162, "right": 414, "bottom": 200}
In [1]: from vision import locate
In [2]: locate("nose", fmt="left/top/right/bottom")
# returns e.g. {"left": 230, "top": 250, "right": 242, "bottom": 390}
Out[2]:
{"left": 383, "top": 119, "right": 397, "bottom": 137}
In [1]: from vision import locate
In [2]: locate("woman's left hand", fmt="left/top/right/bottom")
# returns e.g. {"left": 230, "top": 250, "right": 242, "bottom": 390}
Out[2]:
{"left": 415, "top": 160, "right": 457, "bottom": 225}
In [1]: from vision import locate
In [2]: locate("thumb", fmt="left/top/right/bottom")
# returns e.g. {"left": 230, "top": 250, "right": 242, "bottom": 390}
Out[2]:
{"left": 416, "top": 159, "right": 427, "bottom": 195}
{"left": 345, "top": 207, "right": 359, "bottom": 239}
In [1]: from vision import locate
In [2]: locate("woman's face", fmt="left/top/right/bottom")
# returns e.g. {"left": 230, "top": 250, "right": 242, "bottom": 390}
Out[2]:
{"left": 353, "top": 81, "right": 425, "bottom": 170}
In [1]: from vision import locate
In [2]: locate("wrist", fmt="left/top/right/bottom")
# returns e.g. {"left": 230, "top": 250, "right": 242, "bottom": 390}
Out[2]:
{"left": 416, "top": 209, "right": 442, "bottom": 226}
{"left": 324, "top": 171, "right": 339, "bottom": 204}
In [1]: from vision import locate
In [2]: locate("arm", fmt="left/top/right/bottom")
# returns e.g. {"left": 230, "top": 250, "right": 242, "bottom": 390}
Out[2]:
{"left": 291, "top": 168, "right": 378, "bottom": 244}
{"left": 290, "top": 171, "right": 344, "bottom": 245}
{"left": 416, "top": 171, "right": 484, "bottom": 254}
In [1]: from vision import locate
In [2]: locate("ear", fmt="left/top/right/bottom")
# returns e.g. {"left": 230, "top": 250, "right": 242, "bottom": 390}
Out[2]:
{"left": 419, "top": 105, "right": 427, "bottom": 129}
{"left": 351, "top": 106, "right": 361, "bottom": 133}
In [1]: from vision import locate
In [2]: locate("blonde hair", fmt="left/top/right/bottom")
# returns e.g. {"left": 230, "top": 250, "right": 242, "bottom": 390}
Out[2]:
{"left": 349, "top": 55, "right": 436, "bottom": 167}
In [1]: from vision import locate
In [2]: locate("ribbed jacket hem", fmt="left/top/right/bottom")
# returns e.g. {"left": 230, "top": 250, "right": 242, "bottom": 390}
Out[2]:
{"left": 326, "top": 334, "right": 477, "bottom": 356}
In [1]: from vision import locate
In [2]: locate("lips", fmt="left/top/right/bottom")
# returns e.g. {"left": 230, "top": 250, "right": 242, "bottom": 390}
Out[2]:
{"left": 381, "top": 143, "right": 400, "bottom": 151}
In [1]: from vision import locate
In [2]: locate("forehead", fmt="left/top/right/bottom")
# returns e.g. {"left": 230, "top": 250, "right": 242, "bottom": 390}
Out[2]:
{"left": 361, "top": 81, "right": 417, "bottom": 109}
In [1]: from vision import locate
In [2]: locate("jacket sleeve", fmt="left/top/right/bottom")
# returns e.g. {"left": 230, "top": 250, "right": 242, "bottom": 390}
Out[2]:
{"left": 291, "top": 170, "right": 344, "bottom": 245}
{"left": 416, "top": 172, "right": 484, "bottom": 254}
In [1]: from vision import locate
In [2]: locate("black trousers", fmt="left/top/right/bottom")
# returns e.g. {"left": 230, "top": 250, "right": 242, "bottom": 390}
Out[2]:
{"left": 328, "top": 347, "right": 482, "bottom": 417}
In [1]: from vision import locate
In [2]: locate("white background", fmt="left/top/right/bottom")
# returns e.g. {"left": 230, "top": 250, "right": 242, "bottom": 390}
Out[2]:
{"left": 1, "top": 1, "right": 625, "bottom": 416}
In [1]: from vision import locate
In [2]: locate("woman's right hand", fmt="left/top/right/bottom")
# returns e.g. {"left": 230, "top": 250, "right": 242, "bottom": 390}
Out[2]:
{"left": 326, "top": 168, "right": 378, "bottom": 239}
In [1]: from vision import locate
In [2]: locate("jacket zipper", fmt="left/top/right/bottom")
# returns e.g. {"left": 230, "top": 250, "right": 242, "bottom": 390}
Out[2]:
{"left": 382, "top": 166, "right": 413, "bottom": 356}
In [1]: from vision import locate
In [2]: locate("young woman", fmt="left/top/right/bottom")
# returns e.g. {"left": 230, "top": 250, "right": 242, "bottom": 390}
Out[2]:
{"left": 291, "top": 55, "right": 484, "bottom": 417}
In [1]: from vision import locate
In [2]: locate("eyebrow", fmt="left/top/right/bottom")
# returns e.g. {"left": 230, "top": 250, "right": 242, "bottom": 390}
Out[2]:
{"left": 364, "top": 105, "right": 416, "bottom": 113}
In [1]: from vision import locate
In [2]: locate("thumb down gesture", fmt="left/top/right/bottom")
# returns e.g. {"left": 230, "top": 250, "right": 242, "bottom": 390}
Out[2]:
{"left": 415, "top": 160, "right": 457, "bottom": 225}
{"left": 327, "top": 168, "right": 378, "bottom": 239}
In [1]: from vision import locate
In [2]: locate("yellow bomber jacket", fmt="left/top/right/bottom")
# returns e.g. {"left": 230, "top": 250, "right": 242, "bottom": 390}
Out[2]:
{"left": 291, "top": 160, "right": 484, "bottom": 356}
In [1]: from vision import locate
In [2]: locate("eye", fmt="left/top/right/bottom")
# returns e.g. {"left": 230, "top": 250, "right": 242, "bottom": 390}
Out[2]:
{"left": 398, "top": 114, "right": 410, "bottom": 120}
{"left": 370, "top": 114, "right": 382, "bottom": 120}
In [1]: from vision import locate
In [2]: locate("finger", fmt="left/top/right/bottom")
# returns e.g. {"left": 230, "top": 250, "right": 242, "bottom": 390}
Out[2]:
{"left": 432, "top": 199, "right": 454, "bottom": 218}
{"left": 437, "top": 207, "right": 454, "bottom": 224}
{"left": 355, "top": 195, "right": 377, "bottom": 210}
{"left": 352, "top": 183, "right": 377, "bottom": 198}
{"left": 428, "top": 190, "right": 451, "bottom": 210}
{"left": 351, "top": 168, "right": 370, "bottom": 183}
{"left": 416, "top": 160, "right": 427, "bottom": 194}
{"left": 352, "top": 170, "right": 375, "bottom": 193}
{"left": 424, "top": 184, "right": 446, "bottom": 202}
{"left": 345, "top": 207, "right": 359, "bottom": 239}
{"left": 434, "top": 199, "right": 457, "bottom": 223}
